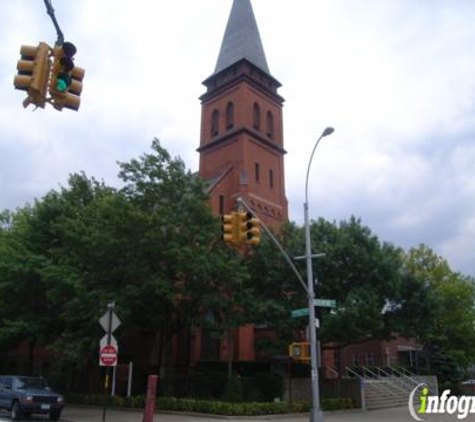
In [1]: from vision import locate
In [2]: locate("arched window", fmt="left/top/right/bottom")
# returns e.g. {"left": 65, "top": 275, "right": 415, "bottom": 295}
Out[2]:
{"left": 266, "top": 111, "right": 274, "bottom": 138}
{"left": 226, "top": 102, "right": 234, "bottom": 130}
{"left": 269, "top": 169, "right": 274, "bottom": 188}
{"left": 253, "top": 103, "right": 261, "bottom": 131}
{"left": 211, "top": 109, "right": 219, "bottom": 137}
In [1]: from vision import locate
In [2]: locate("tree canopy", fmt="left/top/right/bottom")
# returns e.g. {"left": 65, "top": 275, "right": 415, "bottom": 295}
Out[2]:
{"left": 1, "top": 139, "right": 474, "bottom": 385}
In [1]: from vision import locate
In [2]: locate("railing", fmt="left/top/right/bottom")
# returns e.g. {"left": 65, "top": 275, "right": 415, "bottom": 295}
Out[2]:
{"left": 387, "top": 367, "right": 421, "bottom": 387}
{"left": 345, "top": 366, "right": 420, "bottom": 395}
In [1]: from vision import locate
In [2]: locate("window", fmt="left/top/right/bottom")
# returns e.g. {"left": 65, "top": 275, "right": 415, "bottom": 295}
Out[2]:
{"left": 352, "top": 354, "right": 360, "bottom": 367}
{"left": 269, "top": 169, "right": 274, "bottom": 188}
{"left": 255, "top": 163, "right": 260, "bottom": 183}
{"left": 219, "top": 195, "right": 225, "bottom": 214}
{"left": 211, "top": 109, "right": 219, "bottom": 137}
{"left": 266, "top": 111, "right": 274, "bottom": 138}
{"left": 226, "top": 102, "right": 234, "bottom": 130}
{"left": 253, "top": 103, "right": 261, "bottom": 130}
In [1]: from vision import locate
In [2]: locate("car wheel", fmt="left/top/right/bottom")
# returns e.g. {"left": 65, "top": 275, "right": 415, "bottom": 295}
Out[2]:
{"left": 49, "top": 410, "right": 61, "bottom": 421}
{"left": 11, "top": 401, "right": 22, "bottom": 421}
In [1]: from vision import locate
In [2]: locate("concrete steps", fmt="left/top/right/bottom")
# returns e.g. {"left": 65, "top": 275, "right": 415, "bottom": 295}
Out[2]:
{"left": 362, "top": 376, "right": 437, "bottom": 411}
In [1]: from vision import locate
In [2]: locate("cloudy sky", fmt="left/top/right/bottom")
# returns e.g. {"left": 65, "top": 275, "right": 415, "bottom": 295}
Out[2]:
{"left": 1, "top": 0, "right": 474, "bottom": 277}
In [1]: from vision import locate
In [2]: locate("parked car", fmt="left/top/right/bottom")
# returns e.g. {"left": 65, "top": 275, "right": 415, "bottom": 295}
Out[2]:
{"left": 0, "top": 375, "right": 64, "bottom": 420}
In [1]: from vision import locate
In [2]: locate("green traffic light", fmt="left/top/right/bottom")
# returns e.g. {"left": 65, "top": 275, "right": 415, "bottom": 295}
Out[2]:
{"left": 56, "top": 79, "right": 68, "bottom": 92}
{"left": 56, "top": 73, "right": 72, "bottom": 92}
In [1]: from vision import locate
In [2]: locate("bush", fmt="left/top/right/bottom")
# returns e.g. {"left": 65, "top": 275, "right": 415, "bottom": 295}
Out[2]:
{"left": 322, "top": 398, "right": 355, "bottom": 411}
{"left": 66, "top": 393, "right": 356, "bottom": 415}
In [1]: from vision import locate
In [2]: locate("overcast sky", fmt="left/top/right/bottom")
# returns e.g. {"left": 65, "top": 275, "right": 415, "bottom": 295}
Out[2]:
{"left": 1, "top": 0, "right": 474, "bottom": 277}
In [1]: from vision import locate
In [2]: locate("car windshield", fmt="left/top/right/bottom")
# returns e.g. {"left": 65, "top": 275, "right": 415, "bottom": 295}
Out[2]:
{"left": 15, "top": 377, "right": 47, "bottom": 389}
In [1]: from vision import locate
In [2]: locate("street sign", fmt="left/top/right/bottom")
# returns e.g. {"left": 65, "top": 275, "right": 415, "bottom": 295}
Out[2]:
{"left": 291, "top": 308, "right": 309, "bottom": 318}
{"left": 100, "top": 344, "right": 118, "bottom": 367}
{"left": 100, "top": 334, "right": 117, "bottom": 349}
{"left": 291, "top": 300, "right": 336, "bottom": 318}
{"left": 313, "top": 299, "right": 336, "bottom": 308}
{"left": 99, "top": 310, "right": 121, "bottom": 333}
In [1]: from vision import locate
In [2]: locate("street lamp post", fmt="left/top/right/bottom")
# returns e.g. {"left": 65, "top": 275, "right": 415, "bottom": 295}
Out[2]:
{"left": 304, "top": 126, "right": 334, "bottom": 422}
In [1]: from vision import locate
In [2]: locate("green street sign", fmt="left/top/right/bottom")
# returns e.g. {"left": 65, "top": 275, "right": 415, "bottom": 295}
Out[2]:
{"left": 291, "top": 300, "right": 336, "bottom": 318}
{"left": 291, "top": 308, "right": 309, "bottom": 318}
{"left": 314, "top": 299, "right": 336, "bottom": 308}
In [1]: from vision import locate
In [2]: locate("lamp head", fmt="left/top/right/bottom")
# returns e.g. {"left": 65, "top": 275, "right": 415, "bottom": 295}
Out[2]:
{"left": 322, "top": 127, "right": 335, "bottom": 137}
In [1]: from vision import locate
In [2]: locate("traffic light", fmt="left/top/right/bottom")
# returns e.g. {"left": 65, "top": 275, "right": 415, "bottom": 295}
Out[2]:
{"left": 221, "top": 213, "right": 238, "bottom": 244}
{"left": 288, "top": 342, "right": 310, "bottom": 362}
{"left": 49, "top": 42, "right": 85, "bottom": 111}
{"left": 13, "top": 42, "right": 52, "bottom": 108}
{"left": 237, "top": 212, "right": 261, "bottom": 245}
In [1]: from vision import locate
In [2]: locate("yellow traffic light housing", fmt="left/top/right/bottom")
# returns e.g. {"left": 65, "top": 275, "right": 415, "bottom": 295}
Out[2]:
{"left": 221, "top": 213, "right": 238, "bottom": 244}
{"left": 49, "top": 42, "right": 85, "bottom": 111}
{"left": 14, "top": 42, "right": 52, "bottom": 109}
{"left": 237, "top": 212, "right": 261, "bottom": 245}
{"left": 288, "top": 342, "right": 310, "bottom": 362}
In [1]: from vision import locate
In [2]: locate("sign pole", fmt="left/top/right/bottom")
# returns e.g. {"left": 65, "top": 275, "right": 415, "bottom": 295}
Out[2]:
{"left": 102, "top": 366, "right": 110, "bottom": 422}
{"left": 102, "top": 302, "right": 114, "bottom": 422}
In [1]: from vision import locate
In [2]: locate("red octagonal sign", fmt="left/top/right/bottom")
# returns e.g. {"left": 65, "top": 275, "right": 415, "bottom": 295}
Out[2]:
{"left": 100, "top": 344, "right": 118, "bottom": 367}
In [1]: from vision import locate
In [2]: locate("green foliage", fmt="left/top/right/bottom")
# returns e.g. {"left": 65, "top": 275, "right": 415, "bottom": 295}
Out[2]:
{"left": 0, "top": 139, "right": 251, "bottom": 370}
{"left": 394, "top": 244, "right": 475, "bottom": 375}
{"left": 66, "top": 394, "right": 355, "bottom": 414}
{"left": 1, "top": 138, "right": 475, "bottom": 388}
{"left": 246, "top": 217, "right": 405, "bottom": 355}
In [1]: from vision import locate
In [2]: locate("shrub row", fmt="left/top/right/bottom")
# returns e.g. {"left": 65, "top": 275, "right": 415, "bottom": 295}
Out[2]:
{"left": 66, "top": 394, "right": 355, "bottom": 415}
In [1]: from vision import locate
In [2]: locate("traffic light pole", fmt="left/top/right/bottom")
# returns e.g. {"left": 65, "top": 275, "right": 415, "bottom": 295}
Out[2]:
{"left": 238, "top": 196, "right": 322, "bottom": 422}
{"left": 304, "top": 200, "right": 323, "bottom": 422}
{"left": 303, "top": 127, "right": 334, "bottom": 422}
{"left": 43, "top": 0, "right": 64, "bottom": 46}
{"left": 237, "top": 197, "right": 310, "bottom": 297}
{"left": 239, "top": 127, "right": 334, "bottom": 422}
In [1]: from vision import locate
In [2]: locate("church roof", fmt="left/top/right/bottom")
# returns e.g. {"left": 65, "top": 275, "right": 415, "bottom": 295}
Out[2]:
{"left": 214, "top": 0, "right": 270, "bottom": 75}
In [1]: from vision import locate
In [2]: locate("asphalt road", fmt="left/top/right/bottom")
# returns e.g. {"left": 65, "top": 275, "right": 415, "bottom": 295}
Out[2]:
{"left": 0, "top": 405, "right": 462, "bottom": 422}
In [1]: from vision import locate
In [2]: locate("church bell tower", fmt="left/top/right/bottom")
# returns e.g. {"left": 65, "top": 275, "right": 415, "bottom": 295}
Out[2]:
{"left": 198, "top": 0, "right": 288, "bottom": 228}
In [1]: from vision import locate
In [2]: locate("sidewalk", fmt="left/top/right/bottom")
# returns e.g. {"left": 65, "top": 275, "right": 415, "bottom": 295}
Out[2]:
{"left": 60, "top": 405, "right": 453, "bottom": 422}
{"left": 62, "top": 406, "right": 309, "bottom": 422}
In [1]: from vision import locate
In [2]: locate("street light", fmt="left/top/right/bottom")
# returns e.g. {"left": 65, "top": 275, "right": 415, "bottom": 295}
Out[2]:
{"left": 304, "top": 126, "right": 334, "bottom": 422}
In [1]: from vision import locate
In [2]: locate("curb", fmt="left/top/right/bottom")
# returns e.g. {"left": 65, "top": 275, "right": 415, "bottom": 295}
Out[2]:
{"left": 67, "top": 404, "right": 364, "bottom": 419}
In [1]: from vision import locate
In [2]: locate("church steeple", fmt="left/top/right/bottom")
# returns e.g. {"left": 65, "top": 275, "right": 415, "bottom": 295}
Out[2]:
{"left": 198, "top": 0, "right": 288, "bottom": 231}
{"left": 215, "top": 0, "right": 270, "bottom": 75}
{"left": 195, "top": 0, "right": 288, "bottom": 364}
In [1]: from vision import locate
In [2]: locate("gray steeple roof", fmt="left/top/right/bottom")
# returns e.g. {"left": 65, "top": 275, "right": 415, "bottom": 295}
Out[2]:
{"left": 214, "top": 0, "right": 270, "bottom": 75}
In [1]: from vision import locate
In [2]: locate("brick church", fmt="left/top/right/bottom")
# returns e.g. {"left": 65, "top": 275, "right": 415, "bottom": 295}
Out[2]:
{"left": 191, "top": 0, "right": 288, "bottom": 364}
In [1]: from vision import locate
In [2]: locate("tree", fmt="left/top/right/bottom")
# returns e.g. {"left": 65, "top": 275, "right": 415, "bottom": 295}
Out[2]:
{"left": 395, "top": 244, "right": 475, "bottom": 376}
{"left": 245, "top": 217, "right": 404, "bottom": 367}
{"left": 0, "top": 174, "right": 116, "bottom": 374}
{"left": 115, "top": 139, "right": 252, "bottom": 376}
{"left": 0, "top": 140, "right": 252, "bottom": 384}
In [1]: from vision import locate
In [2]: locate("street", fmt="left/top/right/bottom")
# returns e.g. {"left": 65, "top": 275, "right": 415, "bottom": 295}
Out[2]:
{"left": 0, "top": 405, "right": 459, "bottom": 422}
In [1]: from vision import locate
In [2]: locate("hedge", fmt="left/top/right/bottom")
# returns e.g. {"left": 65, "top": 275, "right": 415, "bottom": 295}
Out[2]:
{"left": 66, "top": 394, "right": 355, "bottom": 415}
